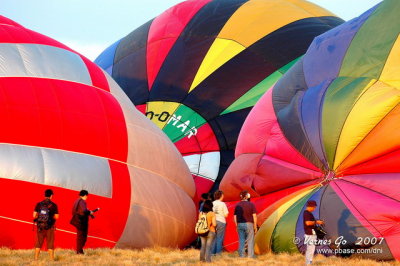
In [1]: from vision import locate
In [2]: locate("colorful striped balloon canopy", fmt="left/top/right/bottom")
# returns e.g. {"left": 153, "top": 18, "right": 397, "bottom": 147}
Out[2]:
{"left": 221, "top": 0, "right": 400, "bottom": 260}
{"left": 95, "top": 0, "right": 343, "bottom": 199}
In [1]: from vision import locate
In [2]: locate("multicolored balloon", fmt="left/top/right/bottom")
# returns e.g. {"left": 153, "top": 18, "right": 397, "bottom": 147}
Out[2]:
{"left": 95, "top": 0, "right": 343, "bottom": 198}
{"left": 0, "top": 16, "right": 196, "bottom": 249}
{"left": 221, "top": 0, "right": 399, "bottom": 260}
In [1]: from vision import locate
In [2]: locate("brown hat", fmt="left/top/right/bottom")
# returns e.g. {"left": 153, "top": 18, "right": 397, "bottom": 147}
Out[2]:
{"left": 307, "top": 200, "right": 317, "bottom": 207}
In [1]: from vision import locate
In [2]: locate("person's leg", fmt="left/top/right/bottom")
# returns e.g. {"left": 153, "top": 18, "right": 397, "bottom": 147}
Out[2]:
{"left": 76, "top": 229, "right": 84, "bottom": 254}
{"left": 205, "top": 232, "right": 216, "bottom": 262}
{"left": 211, "top": 230, "right": 217, "bottom": 255}
{"left": 237, "top": 223, "right": 246, "bottom": 257}
{"left": 305, "top": 235, "right": 317, "bottom": 265}
{"left": 47, "top": 228, "right": 55, "bottom": 260}
{"left": 34, "top": 230, "right": 44, "bottom": 260}
{"left": 215, "top": 221, "right": 226, "bottom": 254}
{"left": 246, "top": 223, "right": 255, "bottom": 258}
{"left": 82, "top": 229, "right": 88, "bottom": 252}
{"left": 199, "top": 236, "right": 207, "bottom": 261}
{"left": 212, "top": 221, "right": 221, "bottom": 254}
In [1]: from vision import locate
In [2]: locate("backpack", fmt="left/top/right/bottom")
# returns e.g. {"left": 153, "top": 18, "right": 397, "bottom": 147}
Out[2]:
{"left": 195, "top": 212, "right": 209, "bottom": 236}
{"left": 36, "top": 201, "right": 52, "bottom": 231}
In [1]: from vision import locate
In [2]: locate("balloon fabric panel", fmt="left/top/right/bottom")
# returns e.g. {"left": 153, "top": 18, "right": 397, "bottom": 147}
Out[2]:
{"left": 95, "top": 0, "right": 344, "bottom": 201}
{"left": 221, "top": 0, "right": 400, "bottom": 260}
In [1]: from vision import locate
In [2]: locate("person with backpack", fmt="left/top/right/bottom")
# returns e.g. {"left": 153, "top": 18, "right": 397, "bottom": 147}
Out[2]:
{"left": 196, "top": 200, "right": 216, "bottom": 262}
{"left": 70, "top": 190, "right": 99, "bottom": 254}
{"left": 234, "top": 190, "right": 257, "bottom": 258}
{"left": 33, "top": 189, "right": 59, "bottom": 260}
{"left": 212, "top": 190, "right": 229, "bottom": 255}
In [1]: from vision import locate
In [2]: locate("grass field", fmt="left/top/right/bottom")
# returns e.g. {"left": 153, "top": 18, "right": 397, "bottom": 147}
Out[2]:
{"left": 0, "top": 247, "right": 399, "bottom": 265}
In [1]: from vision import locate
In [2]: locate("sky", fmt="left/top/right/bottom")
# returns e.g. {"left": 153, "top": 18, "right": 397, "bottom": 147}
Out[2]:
{"left": 1, "top": 0, "right": 382, "bottom": 60}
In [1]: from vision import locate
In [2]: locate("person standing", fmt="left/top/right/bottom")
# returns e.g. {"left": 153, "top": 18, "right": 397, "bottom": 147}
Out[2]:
{"left": 199, "top": 193, "right": 211, "bottom": 212}
{"left": 199, "top": 200, "right": 217, "bottom": 262}
{"left": 303, "top": 200, "right": 324, "bottom": 265}
{"left": 33, "top": 189, "right": 59, "bottom": 260}
{"left": 70, "top": 190, "right": 98, "bottom": 254}
{"left": 212, "top": 190, "right": 229, "bottom": 255}
{"left": 234, "top": 190, "right": 257, "bottom": 258}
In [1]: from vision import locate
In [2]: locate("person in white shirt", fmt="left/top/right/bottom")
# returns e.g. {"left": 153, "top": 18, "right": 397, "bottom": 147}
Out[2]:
{"left": 212, "top": 190, "right": 229, "bottom": 254}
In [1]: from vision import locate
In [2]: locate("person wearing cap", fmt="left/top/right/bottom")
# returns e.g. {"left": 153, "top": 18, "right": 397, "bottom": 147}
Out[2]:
{"left": 304, "top": 200, "right": 324, "bottom": 265}
{"left": 234, "top": 190, "right": 257, "bottom": 258}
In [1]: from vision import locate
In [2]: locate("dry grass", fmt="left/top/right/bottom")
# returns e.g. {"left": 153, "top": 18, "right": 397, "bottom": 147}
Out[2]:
{"left": 0, "top": 247, "right": 399, "bottom": 265}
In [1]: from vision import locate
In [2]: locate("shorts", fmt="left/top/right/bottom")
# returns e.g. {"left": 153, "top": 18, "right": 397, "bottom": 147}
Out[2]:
{"left": 35, "top": 227, "right": 55, "bottom": 249}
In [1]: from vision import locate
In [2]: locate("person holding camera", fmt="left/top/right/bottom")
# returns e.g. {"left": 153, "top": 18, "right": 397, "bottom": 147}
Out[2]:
{"left": 70, "top": 190, "right": 99, "bottom": 254}
{"left": 33, "top": 189, "right": 59, "bottom": 260}
{"left": 303, "top": 200, "right": 324, "bottom": 265}
{"left": 234, "top": 190, "right": 257, "bottom": 258}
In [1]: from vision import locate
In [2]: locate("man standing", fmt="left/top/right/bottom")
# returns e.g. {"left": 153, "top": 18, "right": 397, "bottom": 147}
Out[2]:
{"left": 71, "top": 190, "right": 98, "bottom": 254}
{"left": 303, "top": 200, "right": 324, "bottom": 265}
{"left": 212, "top": 190, "right": 229, "bottom": 255}
{"left": 33, "top": 189, "right": 59, "bottom": 260}
{"left": 234, "top": 190, "right": 257, "bottom": 258}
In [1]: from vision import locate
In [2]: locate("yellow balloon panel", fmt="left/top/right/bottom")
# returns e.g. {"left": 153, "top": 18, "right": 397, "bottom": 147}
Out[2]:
{"left": 189, "top": 0, "right": 336, "bottom": 92}
{"left": 380, "top": 35, "right": 400, "bottom": 88}
{"left": 334, "top": 81, "right": 400, "bottom": 169}
{"left": 189, "top": 39, "right": 245, "bottom": 92}
{"left": 145, "top": 101, "right": 181, "bottom": 129}
{"left": 254, "top": 187, "right": 315, "bottom": 254}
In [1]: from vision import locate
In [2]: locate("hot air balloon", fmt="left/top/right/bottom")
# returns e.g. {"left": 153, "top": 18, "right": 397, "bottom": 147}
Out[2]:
{"left": 0, "top": 16, "right": 196, "bottom": 249}
{"left": 95, "top": 0, "right": 343, "bottom": 199}
{"left": 221, "top": 0, "right": 399, "bottom": 260}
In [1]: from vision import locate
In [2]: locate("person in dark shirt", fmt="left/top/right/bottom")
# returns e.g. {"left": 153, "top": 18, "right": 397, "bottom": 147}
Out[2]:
{"left": 234, "top": 190, "right": 257, "bottom": 258}
{"left": 33, "top": 189, "right": 59, "bottom": 260}
{"left": 303, "top": 200, "right": 324, "bottom": 265}
{"left": 198, "top": 193, "right": 211, "bottom": 212}
{"left": 71, "top": 190, "right": 99, "bottom": 254}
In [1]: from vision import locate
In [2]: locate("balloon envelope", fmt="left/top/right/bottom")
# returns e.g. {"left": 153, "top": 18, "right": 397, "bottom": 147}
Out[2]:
{"left": 95, "top": 0, "right": 343, "bottom": 199}
{"left": 221, "top": 0, "right": 399, "bottom": 260}
{"left": 0, "top": 16, "right": 196, "bottom": 249}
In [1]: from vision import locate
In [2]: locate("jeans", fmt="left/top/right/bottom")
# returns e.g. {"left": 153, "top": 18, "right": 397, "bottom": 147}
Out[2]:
{"left": 200, "top": 231, "right": 216, "bottom": 262}
{"left": 237, "top": 223, "right": 254, "bottom": 258}
{"left": 304, "top": 234, "right": 317, "bottom": 264}
{"left": 212, "top": 221, "right": 226, "bottom": 254}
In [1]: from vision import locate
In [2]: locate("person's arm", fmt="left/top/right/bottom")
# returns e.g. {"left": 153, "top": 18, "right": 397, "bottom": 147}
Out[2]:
{"left": 305, "top": 221, "right": 315, "bottom": 226}
{"left": 33, "top": 203, "right": 39, "bottom": 219}
{"left": 212, "top": 213, "right": 217, "bottom": 227}
{"left": 78, "top": 200, "right": 91, "bottom": 216}
{"left": 252, "top": 203, "right": 257, "bottom": 232}
{"left": 53, "top": 205, "right": 59, "bottom": 220}
{"left": 253, "top": 213, "right": 258, "bottom": 233}
{"left": 223, "top": 203, "right": 229, "bottom": 218}
{"left": 305, "top": 220, "right": 324, "bottom": 226}
{"left": 233, "top": 205, "right": 238, "bottom": 226}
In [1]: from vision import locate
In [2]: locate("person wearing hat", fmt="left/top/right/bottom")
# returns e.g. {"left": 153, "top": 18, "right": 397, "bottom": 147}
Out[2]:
{"left": 303, "top": 200, "right": 324, "bottom": 265}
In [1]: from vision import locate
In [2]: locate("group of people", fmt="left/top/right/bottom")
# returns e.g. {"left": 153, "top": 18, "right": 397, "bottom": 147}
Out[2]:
{"left": 197, "top": 190, "right": 323, "bottom": 265}
{"left": 33, "top": 189, "right": 99, "bottom": 260}
{"left": 33, "top": 188, "right": 322, "bottom": 264}
{"left": 197, "top": 190, "right": 257, "bottom": 262}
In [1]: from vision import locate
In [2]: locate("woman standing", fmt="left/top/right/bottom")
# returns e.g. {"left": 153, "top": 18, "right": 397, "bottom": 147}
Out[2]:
{"left": 199, "top": 200, "right": 217, "bottom": 262}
